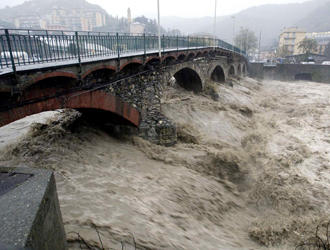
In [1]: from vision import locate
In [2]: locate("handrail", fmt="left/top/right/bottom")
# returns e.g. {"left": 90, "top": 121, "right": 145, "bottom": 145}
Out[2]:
{"left": 0, "top": 28, "right": 246, "bottom": 71}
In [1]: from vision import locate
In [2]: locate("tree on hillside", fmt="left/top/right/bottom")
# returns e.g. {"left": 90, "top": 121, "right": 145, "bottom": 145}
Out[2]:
{"left": 298, "top": 37, "right": 318, "bottom": 54}
{"left": 234, "top": 28, "right": 257, "bottom": 55}
{"left": 277, "top": 45, "right": 292, "bottom": 57}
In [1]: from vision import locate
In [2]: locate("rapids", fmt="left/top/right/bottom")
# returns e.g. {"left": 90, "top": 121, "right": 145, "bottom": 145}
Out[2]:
{"left": 1, "top": 78, "right": 330, "bottom": 250}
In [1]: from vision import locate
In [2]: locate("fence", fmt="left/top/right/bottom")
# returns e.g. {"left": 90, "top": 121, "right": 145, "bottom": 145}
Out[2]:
{"left": 0, "top": 29, "right": 245, "bottom": 71}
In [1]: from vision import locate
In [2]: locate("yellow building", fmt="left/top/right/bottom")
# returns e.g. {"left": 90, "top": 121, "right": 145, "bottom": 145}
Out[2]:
{"left": 279, "top": 27, "right": 306, "bottom": 55}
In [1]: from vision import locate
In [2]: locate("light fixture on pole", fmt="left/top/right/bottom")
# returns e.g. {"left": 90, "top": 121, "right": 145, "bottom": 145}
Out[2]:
{"left": 157, "top": 0, "right": 161, "bottom": 58}
{"left": 231, "top": 16, "right": 235, "bottom": 52}
{"left": 213, "top": 0, "right": 217, "bottom": 50}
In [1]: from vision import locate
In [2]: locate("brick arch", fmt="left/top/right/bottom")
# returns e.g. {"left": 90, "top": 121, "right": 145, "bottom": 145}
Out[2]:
{"left": 163, "top": 55, "right": 177, "bottom": 61}
{"left": 23, "top": 72, "right": 77, "bottom": 91}
{"left": 120, "top": 60, "right": 143, "bottom": 71}
{"left": 82, "top": 65, "right": 117, "bottom": 79}
{"left": 145, "top": 56, "right": 161, "bottom": 64}
{"left": 177, "top": 53, "right": 187, "bottom": 58}
{"left": 0, "top": 90, "right": 140, "bottom": 128}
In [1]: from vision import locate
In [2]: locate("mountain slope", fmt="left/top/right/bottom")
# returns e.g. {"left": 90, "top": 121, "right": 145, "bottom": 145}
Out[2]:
{"left": 294, "top": 1, "right": 330, "bottom": 32}
{"left": 202, "top": 0, "right": 330, "bottom": 46}
{"left": 0, "top": 0, "right": 107, "bottom": 18}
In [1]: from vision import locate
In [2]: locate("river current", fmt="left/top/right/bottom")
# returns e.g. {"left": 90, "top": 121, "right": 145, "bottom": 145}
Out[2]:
{"left": 1, "top": 77, "right": 330, "bottom": 249}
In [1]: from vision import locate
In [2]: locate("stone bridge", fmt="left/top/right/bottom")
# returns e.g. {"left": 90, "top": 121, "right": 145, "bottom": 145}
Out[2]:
{"left": 0, "top": 48, "right": 248, "bottom": 146}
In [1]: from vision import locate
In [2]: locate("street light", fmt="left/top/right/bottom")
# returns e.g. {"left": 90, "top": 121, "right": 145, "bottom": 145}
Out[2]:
{"left": 157, "top": 0, "right": 161, "bottom": 58}
{"left": 231, "top": 16, "right": 235, "bottom": 52}
{"left": 213, "top": 0, "right": 217, "bottom": 50}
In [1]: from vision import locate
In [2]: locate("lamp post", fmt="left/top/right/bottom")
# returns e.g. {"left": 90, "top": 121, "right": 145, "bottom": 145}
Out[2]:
{"left": 231, "top": 16, "right": 235, "bottom": 52}
{"left": 157, "top": 0, "right": 161, "bottom": 58}
{"left": 213, "top": 0, "right": 217, "bottom": 50}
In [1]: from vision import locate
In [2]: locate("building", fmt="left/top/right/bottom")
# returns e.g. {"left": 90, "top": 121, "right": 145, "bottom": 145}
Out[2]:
{"left": 14, "top": 14, "right": 47, "bottom": 29}
{"left": 130, "top": 22, "right": 146, "bottom": 34}
{"left": 278, "top": 27, "right": 306, "bottom": 55}
{"left": 127, "top": 8, "right": 132, "bottom": 24}
{"left": 52, "top": 6, "right": 69, "bottom": 25}
{"left": 307, "top": 31, "right": 330, "bottom": 42}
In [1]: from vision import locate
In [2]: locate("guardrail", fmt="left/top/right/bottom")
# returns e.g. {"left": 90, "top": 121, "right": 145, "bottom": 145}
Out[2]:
{"left": 0, "top": 29, "right": 245, "bottom": 72}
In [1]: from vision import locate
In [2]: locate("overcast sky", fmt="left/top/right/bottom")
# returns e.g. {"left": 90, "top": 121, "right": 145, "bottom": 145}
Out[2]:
{"left": 0, "top": 0, "right": 311, "bottom": 18}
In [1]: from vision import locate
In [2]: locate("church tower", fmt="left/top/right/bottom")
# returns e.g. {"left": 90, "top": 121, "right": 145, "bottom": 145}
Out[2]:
{"left": 127, "top": 8, "right": 132, "bottom": 24}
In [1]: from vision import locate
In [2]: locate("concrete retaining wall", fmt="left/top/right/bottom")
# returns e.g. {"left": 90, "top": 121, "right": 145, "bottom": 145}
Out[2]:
{"left": 0, "top": 166, "right": 67, "bottom": 250}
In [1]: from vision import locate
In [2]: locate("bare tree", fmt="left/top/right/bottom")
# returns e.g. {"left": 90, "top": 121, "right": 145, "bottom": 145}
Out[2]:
{"left": 234, "top": 28, "right": 257, "bottom": 55}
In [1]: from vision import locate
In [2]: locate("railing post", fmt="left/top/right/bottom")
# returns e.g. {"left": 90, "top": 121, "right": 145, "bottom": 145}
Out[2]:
{"left": 116, "top": 33, "right": 120, "bottom": 59}
{"left": 143, "top": 34, "right": 146, "bottom": 56}
{"left": 46, "top": 30, "right": 52, "bottom": 62}
{"left": 5, "top": 29, "right": 17, "bottom": 79}
{"left": 75, "top": 31, "right": 81, "bottom": 73}
{"left": 162, "top": 34, "right": 165, "bottom": 52}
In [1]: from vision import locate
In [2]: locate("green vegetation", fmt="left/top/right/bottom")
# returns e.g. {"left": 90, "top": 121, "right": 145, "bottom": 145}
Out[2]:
{"left": 278, "top": 45, "right": 292, "bottom": 57}
{"left": 298, "top": 37, "right": 318, "bottom": 54}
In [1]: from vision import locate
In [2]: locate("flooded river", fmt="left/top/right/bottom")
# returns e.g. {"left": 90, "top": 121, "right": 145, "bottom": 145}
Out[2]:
{"left": 1, "top": 78, "right": 330, "bottom": 249}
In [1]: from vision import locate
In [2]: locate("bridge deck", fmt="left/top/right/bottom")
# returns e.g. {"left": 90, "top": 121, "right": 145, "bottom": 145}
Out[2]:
{"left": 0, "top": 46, "right": 222, "bottom": 76}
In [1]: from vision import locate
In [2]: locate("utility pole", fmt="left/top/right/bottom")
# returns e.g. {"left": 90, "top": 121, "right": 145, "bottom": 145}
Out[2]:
{"left": 157, "top": 0, "right": 161, "bottom": 58}
{"left": 231, "top": 16, "right": 235, "bottom": 51}
{"left": 213, "top": 0, "right": 217, "bottom": 50}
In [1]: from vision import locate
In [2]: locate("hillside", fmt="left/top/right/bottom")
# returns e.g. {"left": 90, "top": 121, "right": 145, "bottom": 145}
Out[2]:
{"left": 202, "top": 0, "right": 330, "bottom": 46}
{"left": 0, "top": 0, "right": 107, "bottom": 18}
{"left": 159, "top": 0, "right": 330, "bottom": 47}
{"left": 294, "top": 1, "right": 330, "bottom": 32}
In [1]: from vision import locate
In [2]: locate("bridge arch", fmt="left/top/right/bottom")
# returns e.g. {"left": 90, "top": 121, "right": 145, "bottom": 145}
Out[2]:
{"left": 202, "top": 51, "right": 209, "bottom": 57}
{"left": 82, "top": 65, "right": 117, "bottom": 79}
{"left": 229, "top": 65, "right": 235, "bottom": 77}
{"left": 187, "top": 53, "right": 195, "bottom": 60}
{"left": 0, "top": 90, "right": 140, "bottom": 128}
{"left": 24, "top": 72, "right": 77, "bottom": 91}
{"left": 120, "top": 60, "right": 143, "bottom": 71}
{"left": 196, "top": 51, "right": 203, "bottom": 58}
{"left": 145, "top": 56, "right": 160, "bottom": 65}
{"left": 295, "top": 73, "right": 312, "bottom": 81}
{"left": 177, "top": 53, "right": 187, "bottom": 62}
{"left": 164, "top": 55, "right": 176, "bottom": 65}
{"left": 173, "top": 67, "right": 203, "bottom": 93}
{"left": 211, "top": 65, "right": 226, "bottom": 83}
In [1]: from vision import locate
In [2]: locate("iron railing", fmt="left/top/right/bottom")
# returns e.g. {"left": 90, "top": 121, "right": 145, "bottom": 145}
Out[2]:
{"left": 0, "top": 29, "right": 245, "bottom": 71}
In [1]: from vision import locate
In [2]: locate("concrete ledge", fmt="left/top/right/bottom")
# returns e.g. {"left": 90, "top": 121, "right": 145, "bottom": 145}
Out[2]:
{"left": 0, "top": 166, "right": 68, "bottom": 250}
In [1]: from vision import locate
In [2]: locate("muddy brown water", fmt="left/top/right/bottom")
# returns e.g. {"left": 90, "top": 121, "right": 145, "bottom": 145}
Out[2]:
{"left": 1, "top": 78, "right": 330, "bottom": 250}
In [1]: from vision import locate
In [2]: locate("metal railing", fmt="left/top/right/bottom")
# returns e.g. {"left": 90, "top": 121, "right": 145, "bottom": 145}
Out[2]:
{"left": 0, "top": 29, "right": 245, "bottom": 71}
